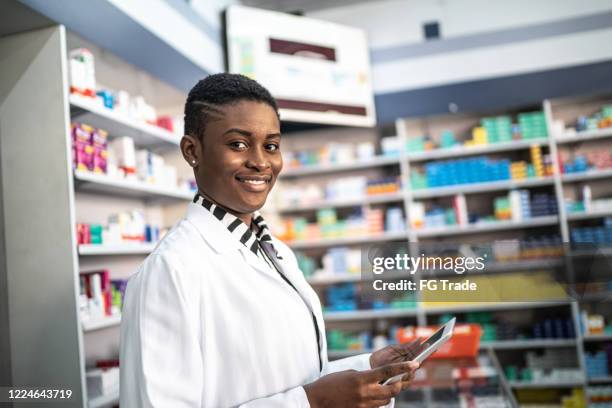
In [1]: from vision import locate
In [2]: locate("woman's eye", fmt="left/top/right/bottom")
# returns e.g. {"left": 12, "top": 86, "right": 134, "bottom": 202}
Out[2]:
{"left": 230, "top": 141, "right": 248, "bottom": 150}
{"left": 265, "top": 143, "right": 279, "bottom": 152}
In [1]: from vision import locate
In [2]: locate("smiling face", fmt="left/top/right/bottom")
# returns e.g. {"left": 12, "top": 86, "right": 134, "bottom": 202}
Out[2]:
{"left": 180, "top": 100, "right": 282, "bottom": 224}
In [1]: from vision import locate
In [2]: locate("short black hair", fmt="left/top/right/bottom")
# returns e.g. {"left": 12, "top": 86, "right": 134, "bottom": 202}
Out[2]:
{"left": 184, "top": 73, "right": 279, "bottom": 139}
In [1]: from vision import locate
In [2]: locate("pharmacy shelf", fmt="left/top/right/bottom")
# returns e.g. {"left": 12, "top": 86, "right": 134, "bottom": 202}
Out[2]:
{"left": 561, "top": 168, "right": 612, "bottom": 183}
{"left": 74, "top": 170, "right": 193, "bottom": 201}
{"left": 405, "top": 138, "right": 548, "bottom": 162}
{"left": 415, "top": 216, "right": 559, "bottom": 238}
{"left": 82, "top": 315, "right": 121, "bottom": 332}
{"left": 280, "top": 156, "right": 400, "bottom": 178}
{"left": 288, "top": 230, "right": 408, "bottom": 249}
{"left": 323, "top": 308, "right": 418, "bottom": 322}
{"left": 583, "top": 334, "right": 612, "bottom": 342}
{"left": 78, "top": 243, "right": 156, "bottom": 256}
{"left": 88, "top": 386, "right": 119, "bottom": 408}
{"left": 278, "top": 191, "right": 405, "bottom": 213}
{"left": 423, "top": 300, "right": 570, "bottom": 314}
{"left": 480, "top": 339, "right": 576, "bottom": 350}
{"left": 411, "top": 177, "right": 554, "bottom": 199}
{"left": 567, "top": 209, "right": 612, "bottom": 221}
{"left": 328, "top": 349, "right": 369, "bottom": 359}
{"left": 508, "top": 380, "right": 584, "bottom": 389}
{"left": 588, "top": 376, "right": 612, "bottom": 384}
{"left": 555, "top": 127, "right": 612, "bottom": 144}
{"left": 70, "top": 93, "right": 179, "bottom": 150}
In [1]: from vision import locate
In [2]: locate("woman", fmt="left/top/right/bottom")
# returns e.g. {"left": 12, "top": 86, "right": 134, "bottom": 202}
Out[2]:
{"left": 120, "top": 73, "right": 421, "bottom": 407}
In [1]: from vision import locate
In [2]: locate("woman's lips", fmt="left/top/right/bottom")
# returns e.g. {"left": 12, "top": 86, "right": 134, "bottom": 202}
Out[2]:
{"left": 235, "top": 175, "right": 271, "bottom": 192}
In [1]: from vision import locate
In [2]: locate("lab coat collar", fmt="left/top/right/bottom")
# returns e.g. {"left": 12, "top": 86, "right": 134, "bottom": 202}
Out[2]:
{"left": 185, "top": 202, "right": 244, "bottom": 254}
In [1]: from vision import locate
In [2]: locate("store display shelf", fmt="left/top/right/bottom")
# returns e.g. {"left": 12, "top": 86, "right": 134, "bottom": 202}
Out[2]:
{"left": 82, "top": 315, "right": 121, "bottom": 332}
{"left": 278, "top": 191, "right": 405, "bottom": 212}
{"left": 556, "top": 127, "right": 612, "bottom": 144}
{"left": 588, "top": 376, "right": 612, "bottom": 384}
{"left": 78, "top": 243, "right": 156, "bottom": 256}
{"left": 561, "top": 168, "right": 612, "bottom": 183}
{"left": 74, "top": 170, "right": 193, "bottom": 201}
{"left": 323, "top": 308, "right": 418, "bottom": 321}
{"left": 567, "top": 209, "right": 612, "bottom": 221}
{"left": 405, "top": 138, "right": 548, "bottom": 162}
{"left": 280, "top": 156, "right": 400, "bottom": 178}
{"left": 88, "top": 386, "right": 119, "bottom": 408}
{"left": 328, "top": 349, "right": 369, "bottom": 359}
{"left": 423, "top": 300, "right": 570, "bottom": 314}
{"left": 583, "top": 334, "right": 612, "bottom": 342}
{"left": 508, "top": 380, "right": 584, "bottom": 389}
{"left": 411, "top": 177, "right": 554, "bottom": 199}
{"left": 480, "top": 339, "right": 576, "bottom": 350}
{"left": 307, "top": 273, "right": 365, "bottom": 285}
{"left": 70, "top": 94, "right": 179, "bottom": 150}
{"left": 288, "top": 230, "right": 407, "bottom": 249}
{"left": 415, "top": 216, "right": 559, "bottom": 238}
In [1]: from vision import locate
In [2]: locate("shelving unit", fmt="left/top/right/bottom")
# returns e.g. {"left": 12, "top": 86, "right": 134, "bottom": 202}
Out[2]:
{"left": 279, "top": 190, "right": 404, "bottom": 212}
{"left": 281, "top": 96, "right": 612, "bottom": 407}
{"left": 70, "top": 93, "right": 180, "bottom": 150}
{"left": 82, "top": 315, "right": 121, "bottom": 332}
{"left": 0, "top": 26, "right": 195, "bottom": 406}
{"left": 280, "top": 155, "right": 400, "bottom": 178}
{"left": 74, "top": 170, "right": 193, "bottom": 201}
{"left": 71, "top": 83, "right": 190, "bottom": 407}
{"left": 78, "top": 243, "right": 156, "bottom": 256}
{"left": 88, "top": 387, "right": 119, "bottom": 408}
{"left": 411, "top": 176, "right": 553, "bottom": 199}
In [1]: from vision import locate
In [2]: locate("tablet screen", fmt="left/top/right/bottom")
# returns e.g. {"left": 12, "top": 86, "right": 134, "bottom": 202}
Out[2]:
{"left": 422, "top": 325, "right": 444, "bottom": 346}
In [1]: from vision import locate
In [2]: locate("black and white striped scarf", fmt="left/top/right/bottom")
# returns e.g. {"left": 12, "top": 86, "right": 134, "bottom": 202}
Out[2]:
{"left": 193, "top": 193, "right": 281, "bottom": 259}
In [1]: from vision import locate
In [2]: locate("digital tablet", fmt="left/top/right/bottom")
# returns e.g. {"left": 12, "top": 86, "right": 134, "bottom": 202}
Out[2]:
{"left": 382, "top": 317, "right": 456, "bottom": 386}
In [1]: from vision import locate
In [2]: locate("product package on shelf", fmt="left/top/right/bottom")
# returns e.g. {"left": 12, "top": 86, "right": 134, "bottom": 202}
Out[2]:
{"left": 76, "top": 210, "right": 162, "bottom": 246}
{"left": 79, "top": 270, "right": 126, "bottom": 323}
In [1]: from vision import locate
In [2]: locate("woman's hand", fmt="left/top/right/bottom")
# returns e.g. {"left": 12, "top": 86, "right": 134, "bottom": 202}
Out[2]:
{"left": 369, "top": 339, "right": 426, "bottom": 390}
{"left": 304, "top": 361, "right": 419, "bottom": 408}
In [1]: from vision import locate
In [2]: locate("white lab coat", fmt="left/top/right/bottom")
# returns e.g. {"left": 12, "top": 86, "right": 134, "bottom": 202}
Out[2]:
{"left": 120, "top": 201, "right": 390, "bottom": 407}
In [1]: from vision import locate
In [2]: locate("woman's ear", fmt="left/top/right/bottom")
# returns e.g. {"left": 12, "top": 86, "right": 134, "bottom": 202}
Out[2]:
{"left": 180, "top": 134, "right": 201, "bottom": 168}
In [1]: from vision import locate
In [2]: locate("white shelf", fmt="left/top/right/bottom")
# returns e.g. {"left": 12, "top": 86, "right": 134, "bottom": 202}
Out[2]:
{"left": 323, "top": 308, "right": 418, "bottom": 321}
{"left": 424, "top": 300, "right": 570, "bottom": 314}
{"left": 82, "top": 315, "right": 121, "bottom": 332}
{"left": 411, "top": 177, "right": 554, "bottom": 199}
{"left": 88, "top": 386, "right": 119, "bottom": 408}
{"left": 78, "top": 243, "right": 156, "bottom": 256}
{"left": 588, "top": 376, "right": 612, "bottom": 384}
{"left": 288, "top": 230, "right": 407, "bottom": 249}
{"left": 280, "top": 155, "right": 400, "bottom": 178}
{"left": 567, "top": 209, "right": 612, "bottom": 221}
{"left": 508, "top": 380, "right": 584, "bottom": 389}
{"left": 279, "top": 191, "right": 405, "bottom": 212}
{"left": 583, "top": 334, "right": 612, "bottom": 342}
{"left": 556, "top": 127, "right": 612, "bottom": 144}
{"left": 74, "top": 170, "right": 193, "bottom": 201}
{"left": 480, "top": 339, "right": 576, "bottom": 350}
{"left": 415, "top": 216, "right": 559, "bottom": 238}
{"left": 70, "top": 93, "right": 179, "bottom": 150}
{"left": 328, "top": 349, "right": 370, "bottom": 358}
{"left": 561, "top": 168, "right": 612, "bottom": 183}
{"left": 406, "top": 138, "right": 548, "bottom": 162}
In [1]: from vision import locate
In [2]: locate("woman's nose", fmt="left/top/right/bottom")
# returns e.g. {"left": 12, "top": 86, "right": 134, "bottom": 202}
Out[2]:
{"left": 246, "top": 147, "right": 271, "bottom": 170}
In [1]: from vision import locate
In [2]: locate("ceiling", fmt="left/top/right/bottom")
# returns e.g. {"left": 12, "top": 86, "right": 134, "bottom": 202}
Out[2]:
{"left": 240, "top": 0, "right": 378, "bottom": 14}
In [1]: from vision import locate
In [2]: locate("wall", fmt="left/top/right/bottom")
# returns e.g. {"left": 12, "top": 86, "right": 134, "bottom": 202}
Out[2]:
{"left": 308, "top": 0, "right": 612, "bottom": 123}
